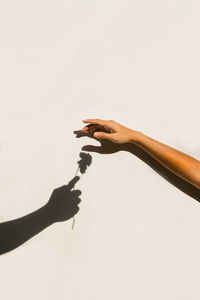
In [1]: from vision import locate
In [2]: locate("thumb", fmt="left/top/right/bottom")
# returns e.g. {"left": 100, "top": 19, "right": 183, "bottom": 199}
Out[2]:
{"left": 93, "top": 131, "right": 113, "bottom": 140}
{"left": 82, "top": 145, "right": 103, "bottom": 153}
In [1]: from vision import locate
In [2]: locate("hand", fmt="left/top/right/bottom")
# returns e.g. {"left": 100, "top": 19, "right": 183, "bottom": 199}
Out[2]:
{"left": 81, "top": 119, "right": 141, "bottom": 144}
{"left": 46, "top": 176, "right": 81, "bottom": 222}
{"left": 74, "top": 129, "right": 124, "bottom": 154}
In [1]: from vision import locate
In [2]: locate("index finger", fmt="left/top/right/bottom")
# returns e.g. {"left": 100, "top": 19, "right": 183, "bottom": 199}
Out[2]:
{"left": 82, "top": 119, "right": 107, "bottom": 127}
{"left": 67, "top": 176, "right": 80, "bottom": 191}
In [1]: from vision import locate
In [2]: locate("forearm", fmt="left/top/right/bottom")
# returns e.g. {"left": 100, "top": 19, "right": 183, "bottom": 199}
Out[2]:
{"left": 131, "top": 132, "right": 200, "bottom": 189}
{"left": 0, "top": 205, "right": 53, "bottom": 255}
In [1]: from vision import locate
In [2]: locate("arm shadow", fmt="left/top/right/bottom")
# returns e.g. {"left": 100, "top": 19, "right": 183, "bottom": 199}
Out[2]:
{"left": 0, "top": 151, "right": 92, "bottom": 256}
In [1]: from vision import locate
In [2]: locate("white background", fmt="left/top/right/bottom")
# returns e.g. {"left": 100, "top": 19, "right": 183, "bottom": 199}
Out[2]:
{"left": 0, "top": 1, "right": 200, "bottom": 299}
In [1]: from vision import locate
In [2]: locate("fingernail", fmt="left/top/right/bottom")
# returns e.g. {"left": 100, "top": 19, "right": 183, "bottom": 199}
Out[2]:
{"left": 94, "top": 132, "right": 99, "bottom": 137}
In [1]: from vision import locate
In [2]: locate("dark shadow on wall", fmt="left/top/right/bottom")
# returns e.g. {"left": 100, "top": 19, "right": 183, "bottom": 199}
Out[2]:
{"left": 0, "top": 152, "right": 92, "bottom": 255}
{"left": 74, "top": 130, "right": 200, "bottom": 203}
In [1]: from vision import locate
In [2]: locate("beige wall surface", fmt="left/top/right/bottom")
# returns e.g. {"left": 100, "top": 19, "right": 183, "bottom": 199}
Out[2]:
{"left": 0, "top": 1, "right": 200, "bottom": 299}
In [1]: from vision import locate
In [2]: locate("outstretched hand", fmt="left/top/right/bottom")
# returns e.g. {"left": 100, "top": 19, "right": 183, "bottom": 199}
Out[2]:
{"left": 46, "top": 176, "right": 81, "bottom": 222}
{"left": 81, "top": 119, "right": 141, "bottom": 144}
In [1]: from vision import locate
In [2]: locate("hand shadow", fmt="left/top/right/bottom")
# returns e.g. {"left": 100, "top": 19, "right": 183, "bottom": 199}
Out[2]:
{"left": 0, "top": 176, "right": 81, "bottom": 255}
{"left": 74, "top": 130, "right": 124, "bottom": 154}
{"left": 74, "top": 130, "right": 200, "bottom": 202}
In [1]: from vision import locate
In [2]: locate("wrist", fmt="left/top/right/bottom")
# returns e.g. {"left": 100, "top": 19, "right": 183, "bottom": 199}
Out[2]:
{"left": 129, "top": 130, "right": 145, "bottom": 144}
{"left": 43, "top": 203, "right": 56, "bottom": 225}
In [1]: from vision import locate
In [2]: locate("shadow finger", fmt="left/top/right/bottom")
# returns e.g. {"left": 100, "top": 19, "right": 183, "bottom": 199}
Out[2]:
{"left": 74, "top": 197, "right": 81, "bottom": 205}
{"left": 71, "top": 190, "right": 82, "bottom": 197}
{"left": 67, "top": 176, "right": 80, "bottom": 191}
{"left": 82, "top": 145, "right": 103, "bottom": 153}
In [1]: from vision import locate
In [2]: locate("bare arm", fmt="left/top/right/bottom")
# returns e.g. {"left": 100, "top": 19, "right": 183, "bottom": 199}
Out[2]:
{"left": 81, "top": 119, "right": 200, "bottom": 189}
{"left": 132, "top": 132, "right": 200, "bottom": 189}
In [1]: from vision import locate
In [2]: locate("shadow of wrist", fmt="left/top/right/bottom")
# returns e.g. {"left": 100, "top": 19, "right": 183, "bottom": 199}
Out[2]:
{"left": 44, "top": 202, "right": 77, "bottom": 223}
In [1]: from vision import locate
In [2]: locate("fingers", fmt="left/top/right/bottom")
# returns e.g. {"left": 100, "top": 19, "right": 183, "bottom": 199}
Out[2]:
{"left": 83, "top": 119, "right": 106, "bottom": 127}
{"left": 73, "top": 130, "right": 86, "bottom": 138}
{"left": 70, "top": 193, "right": 81, "bottom": 205}
{"left": 81, "top": 127, "right": 88, "bottom": 133}
{"left": 81, "top": 124, "right": 99, "bottom": 131}
{"left": 81, "top": 124, "right": 102, "bottom": 134}
{"left": 71, "top": 190, "right": 81, "bottom": 207}
{"left": 74, "top": 128, "right": 98, "bottom": 141}
{"left": 74, "top": 130, "right": 82, "bottom": 134}
{"left": 93, "top": 131, "right": 113, "bottom": 140}
{"left": 67, "top": 176, "right": 80, "bottom": 191}
{"left": 73, "top": 206, "right": 80, "bottom": 215}
{"left": 82, "top": 119, "right": 116, "bottom": 134}
{"left": 81, "top": 127, "right": 114, "bottom": 141}
{"left": 81, "top": 125, "right": 110, "bottom": 136}
{"left": 75, "top": 197, "right": 81, "bottom": 205}
{"left": 71, "top": 189, "right": 82, "bottom": 197}
{"left": 82, "top": 145, "right": 103, "bottom": 153}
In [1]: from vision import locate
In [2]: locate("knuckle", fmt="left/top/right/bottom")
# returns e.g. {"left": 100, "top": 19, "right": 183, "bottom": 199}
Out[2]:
{"left": 77, "top": 198, "right": 81, "bottom": 204}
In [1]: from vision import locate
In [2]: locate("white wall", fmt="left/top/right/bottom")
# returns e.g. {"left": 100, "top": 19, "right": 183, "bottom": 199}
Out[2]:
{"left": 0, "top": 1, "right": 200, "bottom": 299}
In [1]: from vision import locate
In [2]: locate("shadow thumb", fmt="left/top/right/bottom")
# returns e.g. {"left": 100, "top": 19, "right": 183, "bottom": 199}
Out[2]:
{"left": 82, "top": 145, "right": 102, "bottom": 153}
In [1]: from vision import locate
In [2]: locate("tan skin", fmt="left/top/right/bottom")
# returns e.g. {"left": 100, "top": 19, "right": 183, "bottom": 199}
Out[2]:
{"left": 81, "top": 119, "right": 200, "bottom": 190}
